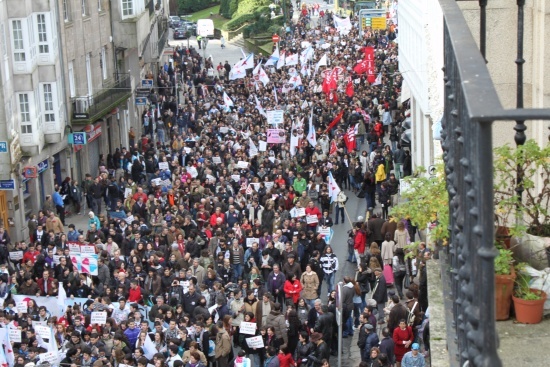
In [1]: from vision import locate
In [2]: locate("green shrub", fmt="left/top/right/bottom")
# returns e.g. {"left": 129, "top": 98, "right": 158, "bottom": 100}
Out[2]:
{"left": 233, "top": 0, "right": 272, "bottom": 18}
{"left": 223, "top": 13, "right": 255, "bottom": 31}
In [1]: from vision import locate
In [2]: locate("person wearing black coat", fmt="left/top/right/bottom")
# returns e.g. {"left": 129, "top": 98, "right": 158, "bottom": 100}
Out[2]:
{"left": 295, "top": 331, "right": 315, "bottom": 367}
{"left": 372, "top": 268, "right": 388, "bottom": 323}
{"left": 313, "top": 305, "right": 333, "bottom": 344}
{"left": 307, "top": 332, "right": 330, "bottom": 367}
{"left": 378, "top": 327, "right": 396, "bottom": 366}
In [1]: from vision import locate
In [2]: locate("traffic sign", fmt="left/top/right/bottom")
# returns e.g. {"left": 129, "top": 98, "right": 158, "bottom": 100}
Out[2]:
{"left": 135, "top": 97, "right": 147, "bottom": 106}
{"left": 72, "top": 132, "right": 87, "bottom": 145}
{"left": 23, "top": 166, "right": 37, "bottom": 179}
{"left": 371, "top": 17, "right": 387, "bottom": 30}
{"left": 0, "top": 141, "right": 7, "bottom": 153}
{"left": 272, "top": 34, "right": 280, "bottom": 43}
{"left": 0, "top": 180, "right": 15, "bottom": 190}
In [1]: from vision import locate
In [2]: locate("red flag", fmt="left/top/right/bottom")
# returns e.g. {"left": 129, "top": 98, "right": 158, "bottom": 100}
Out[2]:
{"left": 346, "top": 78, "right": 354, "bottom": 97}
{"left": 326, "top": 91, "right": 338, "bottom": 105}
{"left": 324, "top": 111, "right": 344, "bottom": 134}
{"left": 323, "top": 68, "right": 338, "bottom": 94}
{"left": 343, "top": 126, "right": 357, "bottom": 151}
{"left": 364, "top": 47, "right": 376, "bottom": 84}
{"left": 329, "top": 140, "right": 337, "bottom": 155}
{"left": 353, "top": 59, "right": 368, "bottom": 74}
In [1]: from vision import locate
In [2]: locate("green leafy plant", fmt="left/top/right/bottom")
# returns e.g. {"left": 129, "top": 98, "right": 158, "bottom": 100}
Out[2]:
{"left": 494, "top": 243, "right": 514, "bottom": 275}
{"left": 390, "top": 164, "right": 449, "bottom": 243}
{"left": 514, "top": 262, "right": 543, "bottom": 300}
{"left": 493, "top": 139, "right": 550, "bottom": 237}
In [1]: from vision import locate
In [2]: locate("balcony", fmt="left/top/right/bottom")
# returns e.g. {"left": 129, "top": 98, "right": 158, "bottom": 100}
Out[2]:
{"left": 71, "top": 73, "right": 132, "bottom": 125}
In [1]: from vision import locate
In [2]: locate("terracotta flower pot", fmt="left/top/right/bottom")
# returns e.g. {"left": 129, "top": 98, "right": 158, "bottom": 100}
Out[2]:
{"left": 495, "top": 266, "right": 516, "bottom": 321}
{"left": 512, "top": 289, "right": 547, "bottom": 324}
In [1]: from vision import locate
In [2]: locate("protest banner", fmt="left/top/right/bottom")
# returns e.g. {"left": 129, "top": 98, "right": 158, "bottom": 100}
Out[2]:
{"left": 9, "top": 251, "right": 23, "bottom": 261}
{"left": 267, "top": 129, "right": 286, "bottom": 144}
{"left": 318, "top": 226, "right": 334, "bottom": 244}
{"left": 267, "top": 110, "right": 284, "bottom": 125}
{"left": 34, "top": 324, "right": 50, "bottom": 339}
{"left": 9, "top": 328, "right": 21, "bottom": 343}
{"left": 16, "top": 301, "right": 27, "bottom": 313}
{"left": 306, "top": 215, "right": 319, "bottom": 224}
{"left": 212, "top": 156, "right": 222, "bottom": 164}
{"left": 159, "top": 162, "right": 169, "bottom": 170}
{"left": 246, "top": 238, "right": 260, "bottom": 248}
{"left": 239, "top": 322, "right": 257, "bottom": 335}
{"left": 91, "top": 311, "right": 107, "bottom": 325}
{"left": 246, "top": 336, "right": 264, "bottom": 348}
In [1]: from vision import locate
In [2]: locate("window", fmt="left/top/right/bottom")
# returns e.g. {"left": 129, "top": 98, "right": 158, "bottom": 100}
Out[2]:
{"left": 122, "top": 0, "right": 134, "bottom": 17}
{"left": 82, "top": 0, "right": 88, "bottom": 16}
{"left": 37, "top": 14, "right": 49, "bottom": 54}
{"left": 1, "top": 24, "right": 7, "bottom": 56}
{"left": 63, "top": 0, "right": 71, "bottom": 21}
{"left": 98, "top": 0, "right": 102, "bottom": 11}
{"left": 68, "top": 61, "right": 75, "bottom": 97}
{"left": 34, "top": 87, "right": 42, "bottom": 130}
{"left": 11, "top": 20, "right": 25, "bottom": 62}
{"left": 19, "top": 94, "right": 32, "bottom": 134}
{"left": 86, "top": 53, "right": 93, "bottom": 96}
{"left": 101, "top": 46, "right": 107, "bottom": 79}
{"left": 28, "top": 17, "right": 36, "bottom": 61}
{"left": 43, "top": 84, "right": 55, "bottom": 122}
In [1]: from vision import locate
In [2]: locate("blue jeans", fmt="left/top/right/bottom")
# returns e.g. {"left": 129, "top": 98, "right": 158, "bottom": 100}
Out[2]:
{"left": 324, "top": 272, "right": 335, "bottom": 294}
{"left": 335, "top": 206, "right": 344, "bottom": 224}
{"left": 233, "top": 263, "right": 243, "bottom": 282}
{"left": 344, "top": 310, "right": 353, "bottom": 337}
{"left": 391, "top": 140, "right": 397, "bottom": 151}
{"left": 366, "top": 192, "right": 375, "bottom": 211}
{"left": 348, "top": 245, "right": 356, "bottom": 262}
{"left": 369, "top": 142, "right": 378, "bottom": 153}
{"left": 349, "top": 174, "right": 359, "bottom": 190}
{"left": 353, "top": 302, "right": 362, "bottom": 327}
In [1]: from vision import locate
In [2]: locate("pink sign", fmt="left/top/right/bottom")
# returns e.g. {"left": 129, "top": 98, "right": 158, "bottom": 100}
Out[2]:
{"left": 267, "top": 129, "right": 286, "bottom": 144}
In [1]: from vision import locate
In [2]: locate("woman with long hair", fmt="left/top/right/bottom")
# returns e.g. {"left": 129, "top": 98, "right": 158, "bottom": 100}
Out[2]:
{"left": 286, "top": 308, "right": 302, "bottom": 356}
{"left": 284, "top": 273, "right": 303, "bottom": 307}
{"left": 393, "top": 248, "right": 408, "bottom": 299}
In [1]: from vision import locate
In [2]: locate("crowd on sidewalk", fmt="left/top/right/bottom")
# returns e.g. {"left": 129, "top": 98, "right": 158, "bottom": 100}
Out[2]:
{"left": 0, "top": 1, "right": 428, "bottom": 367}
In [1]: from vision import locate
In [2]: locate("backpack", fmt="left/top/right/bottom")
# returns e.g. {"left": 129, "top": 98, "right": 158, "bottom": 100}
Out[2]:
{"left": 407, "top": 301, "right": 418, "bottom": 326}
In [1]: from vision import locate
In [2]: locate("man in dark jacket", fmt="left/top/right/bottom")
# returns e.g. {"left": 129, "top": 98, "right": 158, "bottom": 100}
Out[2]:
{"left": 372, "top": 268, "right": 388, "bottom": 323}
{"left": 379, "top": 327, "right": 396, "bottom": 366}
{"left": 182, "top": 283, "right": 200, "bottom": 315}
{"left": 341, "top": 277, "right": 356, "bottom": 338}
{"left": 314, "top": 305, "right": 333, "bottom": 342}
{"left": 308, "top": 332, "right": 330, "bottom": 367}
{"left": 266, "top": 265, "right": 286, "bottom": 305}
{"left": 388, "top": 294, "right": 408, "bottom": 333}
{"left": 361, "top": 323, "right": 379, "bottom": 363}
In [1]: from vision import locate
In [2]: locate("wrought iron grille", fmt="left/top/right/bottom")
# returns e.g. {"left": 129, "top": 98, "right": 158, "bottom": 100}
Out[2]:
{"left": 439, "top": 0, "right": 550, "bottom": 366}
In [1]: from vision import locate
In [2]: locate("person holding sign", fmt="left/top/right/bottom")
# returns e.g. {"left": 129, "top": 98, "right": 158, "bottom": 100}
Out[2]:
{"left": 304, "top": 201, "right": 321, "bottom": 233}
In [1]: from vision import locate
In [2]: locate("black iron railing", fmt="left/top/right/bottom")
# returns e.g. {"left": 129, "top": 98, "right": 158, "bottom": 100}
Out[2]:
{"left": 439, "top": 0, "right": 550, "bottom": 366}
{"left": 71, "top": 73, "right": 132, "bottom": 121}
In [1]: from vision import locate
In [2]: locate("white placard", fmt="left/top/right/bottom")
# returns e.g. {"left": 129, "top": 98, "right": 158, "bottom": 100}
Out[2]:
{"left": 91, "top": 311, "right": 107, "bottom": 325}
{"left": 206, "top": 174, "right": 216, "bottom": 181}
{"left": 9, "top": 251, "right": 23, "bottom": 261}
{"left": 212, "top": 156, "right": 222, "bottom": 164}
{"left": 231, "top": 175, "right": 241, "bottom": 182}
{"left": 295, "top": 208, "right": 306, "bottom": 217}
{"left": 159, "top": 162, "right": 169, "bottom": 170}
{"left": 53, "top": 255, "right": 62, "bottom": 265}
{"left": 35, "top": 324, "right": 50, "bottom": 339}
{"left": 151, "top": 178, "right": 161, "bottom": 186}
{"left": 250, "top": 183, "right": 260, "bottom": 191}
{"left": 187, "top": 166, "right": 198, "bottom": 178}
{"left": 16, "top": 301, "right": 27, "bottom": 313}
{"left": 9, "top": 328, "right": 21, "bottom": 342}
{"left": 237, "top": 161, "right": 249, "bottom": 169}
{"left": 124, "top": 188, "right": 133, "bottom": 198}
{"left": 80, "top": 245, "right": 96, "bottom": 254}
{"left": 184, "top": 147, "right": 192, "bottom": 154}
{"left": 246, "top": 336, "right": 264, "bottom": 348}
{"left": 264, "top": 182, "right": 274, "bottom": 190}
{"left": 267, "top": 110, "right": 284, "bottom": 125}
{"left": 239, "top": 321, "right": 257, "bottom": 335}
{"left": 306, "top": 215, "right": 319, "bottom": 224}
{"left": 259, "top": 141, "right": 267, "bottom": 152}
{"left": 39, "top": 351, "right": 59, "bottom": 364}
{"left": 246, "top": 238, "right": 259, "bottom": 248}
{"left": 69, "top": 244, "right": 81, "bottom": 254}
{"left": 125, "top": 215, "right": 135, "bottom": 224}
{"left": 219, "top": 127, "right": 229, "bottom": 134}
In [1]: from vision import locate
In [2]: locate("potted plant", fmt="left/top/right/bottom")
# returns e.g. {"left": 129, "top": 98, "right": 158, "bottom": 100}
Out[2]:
{"left": 494, "top": 243, "right": 515, "bottom": 320}
{"left": 493, "top": 139, "right": 550, "bottom": 269}
{"left": 512, "top": 264, "right": 547, "bottom": 324}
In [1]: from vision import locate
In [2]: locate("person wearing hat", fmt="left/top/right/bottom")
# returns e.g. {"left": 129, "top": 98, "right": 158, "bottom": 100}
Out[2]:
{"left": 307, "top": 332, "right": 330, "bottom": 367}
{"left": 372, "top": 267, "right": 388, "bottom": 324}
{"left": 401, "top": 342, "right": 425, "bottom": 367}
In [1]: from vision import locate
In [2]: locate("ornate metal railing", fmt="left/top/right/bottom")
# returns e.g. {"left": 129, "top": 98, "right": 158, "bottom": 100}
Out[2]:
{"left": 439, "top": 0, "right": 550, "bottom": 366}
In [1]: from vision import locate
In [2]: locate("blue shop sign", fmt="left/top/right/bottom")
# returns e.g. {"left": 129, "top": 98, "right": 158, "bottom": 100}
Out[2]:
{"left": 37, "top": 159, "right": 49, "bottom": 174}
{"left": 0, "top": 180, "right": 15, "bottom": 190}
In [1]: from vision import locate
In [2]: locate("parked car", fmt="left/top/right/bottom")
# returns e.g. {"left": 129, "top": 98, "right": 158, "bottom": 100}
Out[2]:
{"left": 173, "top": 28, "right": 189, "bottom": 40}
{"left": 169, "top": 16, "right": 180, "bottom": 28}
{"left": 181, "top": 21, "right": 197, "bottom": 35}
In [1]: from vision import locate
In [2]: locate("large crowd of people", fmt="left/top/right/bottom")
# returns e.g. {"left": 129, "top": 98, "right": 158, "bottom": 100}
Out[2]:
{"left": 0, "top": 2, "right": 431, "bottom": 367}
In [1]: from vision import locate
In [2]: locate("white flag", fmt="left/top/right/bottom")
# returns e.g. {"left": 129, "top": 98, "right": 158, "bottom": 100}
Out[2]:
{"left": 235, "top": 53, "right": 254, "bottom": 70}
{"left": 265, "top": 45, "right": 280, "bottom": 67}
{"left": 277, "top": 51, "right": 286, "bottom": 69}
{"left": 289, "top": 74, "right": 302, "bottom": 87}
{"left": 273, "top": 87, "right": 278, "bottom": 105}
{"left": 258, "top": 66, "right": 270, "bottom": 86}
{"left": 300, "top": 63, "right": 310, "bottom": 77}
{"left": 285, "top": 53, "right": 299, "bottom": 66}
{"left": 300, "top": 46, "right": 314, "bottom": 65}
{"left": 223, "top": 91, "right": 234, "bottom": 107}
{"left": 254, "top": 95, "right": 267, "bottom": 117}
{"left": 373, "top": 72, "right": 382, "bottom": 86}
{"left": 252, "top": 61, "right": 262, "bottom": 76}
{"left": 229, "top": 66, "right": 246, "bottom": 80}
{"left": 307, "top": 110, "right": 317, "bottom": 147}
{"left": 301, "top": 100, "right": 309, "bottom": 110}
{"left": 249, "top": 138, "right": 258, "bottom": 157}
{"left": 143, "top": 333, "right": 157, "bottom": 359}
{"left": 58, "top": 282, "right": 67, "bottom": 313}
{"left": 328, "top": 172, "right": 341, "bottom": 203}
{"left": 314, "top": 54, "right": 328, "bottom": 76}
{"left": 240, "top": 48, "right": 247, "bottom": 58}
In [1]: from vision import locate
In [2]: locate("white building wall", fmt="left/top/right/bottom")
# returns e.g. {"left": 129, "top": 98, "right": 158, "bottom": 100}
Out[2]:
{"left": 398, "top": 0, "right": 445, "bottom": 170}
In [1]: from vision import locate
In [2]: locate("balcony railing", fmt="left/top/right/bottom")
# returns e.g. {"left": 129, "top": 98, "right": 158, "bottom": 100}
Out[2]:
{"left": 439, "top": 0, "right": 550, "bottom": 366}
{"left": 71, "top": 73, "right": 132, "bottom": 124}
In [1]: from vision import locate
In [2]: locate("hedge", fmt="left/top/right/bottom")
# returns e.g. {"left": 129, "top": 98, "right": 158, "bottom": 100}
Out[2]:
{"left": 223, "top": 13, "right": 255, "bottom": 31}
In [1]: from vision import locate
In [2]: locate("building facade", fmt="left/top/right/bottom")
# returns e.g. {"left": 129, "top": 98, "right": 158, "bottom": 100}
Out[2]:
{"left": 0, "top": 0, "right": 68, "bottom": 241}
{"left": 399, "top": 0, "right": 550, "bottom": 172}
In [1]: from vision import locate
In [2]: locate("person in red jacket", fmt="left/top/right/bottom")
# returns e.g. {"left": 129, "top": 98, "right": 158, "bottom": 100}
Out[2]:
{"left": 277, "top": 345, "right": 296, "bottom": 367}
{"left": 22, "top": 244, "right": 40, "bottom": 264}
{"left": 393, "top": 319, "right": 414, "bottom": 364}
{"left": 354, "top": 223, "right": 367, "bottom": 261}
{"left": 304, "top": 201, "right": 321, "bottom": 232}
{"left": 127, "top": 280, "right": 142, "bottom": 303}
{"left": 283, "top": 273, "right": 303, "bottom": 306}
{"left": 209, "top": 207, "right": 225, "bottom": 227}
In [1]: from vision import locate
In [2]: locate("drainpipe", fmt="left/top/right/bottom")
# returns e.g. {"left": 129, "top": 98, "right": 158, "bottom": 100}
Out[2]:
{"left": 109, "top": 0, "right": 119, "bottom": 80}
{"left": 54, "top": 0, "right": 73, "bottom": 179}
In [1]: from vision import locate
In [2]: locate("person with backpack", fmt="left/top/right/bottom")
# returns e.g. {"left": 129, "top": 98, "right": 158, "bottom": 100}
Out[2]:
{"left": 393, "top": 248, "right": 408, "bottom": 299}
